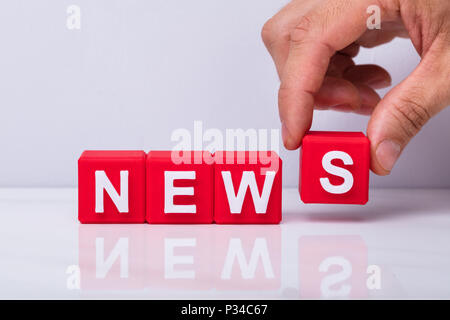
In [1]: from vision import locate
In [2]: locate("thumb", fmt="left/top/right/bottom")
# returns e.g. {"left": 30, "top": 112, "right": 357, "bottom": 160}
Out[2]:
{"left": 368, "top": 39, "right": 450, "bottom": 175}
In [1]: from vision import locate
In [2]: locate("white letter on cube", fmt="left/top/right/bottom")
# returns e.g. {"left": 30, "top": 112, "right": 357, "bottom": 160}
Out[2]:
{"left": 164, "top": 171, "right": 196, "bottom": 213}
{"left": 320, "top": 151, "right": 354, "bottom": 194}
{"left": 222, "top": 171, "right": 275, "bottom": 214}
{"left": 95, "top": 170, "right": 129, "bottom": 213}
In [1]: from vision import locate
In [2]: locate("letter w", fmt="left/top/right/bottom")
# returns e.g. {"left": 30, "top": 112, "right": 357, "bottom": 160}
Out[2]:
{"left": 221, "top": 171, "right": 275, "bottom": 214}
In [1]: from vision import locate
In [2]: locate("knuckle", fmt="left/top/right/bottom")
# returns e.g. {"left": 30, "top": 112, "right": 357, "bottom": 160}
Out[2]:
{"left": 261, "top": 18, "right": 291, "bottom": 50}
{"left": 261, "top": 18, "right": 276, "bottom": 46}
{"left": 391, "top": 95, "right": 431, "bottom": 137}
{"left": 290, "top": 15, "right": 313, "bottom": 43}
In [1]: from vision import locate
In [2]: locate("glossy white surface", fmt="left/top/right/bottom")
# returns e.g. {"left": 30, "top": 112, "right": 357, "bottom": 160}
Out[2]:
{"left": 0, "top": 188, "right": 450, "bottom": 299}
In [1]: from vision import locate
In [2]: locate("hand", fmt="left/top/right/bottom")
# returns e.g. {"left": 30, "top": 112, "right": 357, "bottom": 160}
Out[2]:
{"left": 262, "top": 0, "right": 450, "bottom": 175}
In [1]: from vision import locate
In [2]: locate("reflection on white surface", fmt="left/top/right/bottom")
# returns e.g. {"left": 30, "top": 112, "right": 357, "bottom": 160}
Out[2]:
{"left": 1, "top": 188, "right": 450, "bottom": 299}
{"left": 78, "top": 224, "right": 282, "bottom": 294}
{"left": 77, "top": 225, "right": 382, "bottom": 299}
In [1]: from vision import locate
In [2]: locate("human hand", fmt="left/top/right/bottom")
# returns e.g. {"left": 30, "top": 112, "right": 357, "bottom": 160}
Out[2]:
{"left": 262, "top": 0, "right": 450, "bottom": 175}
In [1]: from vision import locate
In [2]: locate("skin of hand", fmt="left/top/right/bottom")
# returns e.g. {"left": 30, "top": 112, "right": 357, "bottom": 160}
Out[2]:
{"left": 261, "top": 0, "right": 450, "bottom": 175}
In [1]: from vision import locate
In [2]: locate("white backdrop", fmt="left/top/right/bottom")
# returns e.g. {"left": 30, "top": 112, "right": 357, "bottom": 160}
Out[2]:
{"left": 0, "top": 0, "right": 449, "bottom": 188}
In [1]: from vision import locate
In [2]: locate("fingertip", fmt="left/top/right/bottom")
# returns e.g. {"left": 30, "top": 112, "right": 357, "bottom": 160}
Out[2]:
{"left": 368, "top": 127, "right": 395, "bottom": 176}
{"left": 374, "top": 139, "right": 401, "bottom": 172}
{"left": 367, "top": 77, "right": 392, "bottom": 89}
{"left": 315, "top": 77, "right": 362, "bottom": 112}
{"left": 278, "top": 84, "right": 314, "bottom": 151}
{"left": 368, "top": 114, "right": 403, "bottom": 176}
{"left": 284, "top": 138, "right": 301, "bottom": 150}
{"left": 370, "top": 156, "right": 392, "bottom": 176}
{"left": 353, "top": 83, "right": 381, "bottom": 115}
{"left": 282, "top": 122, "right": 302, "bottom": 150}
{"left": 344, "top": 64, "right": 392, "bottom": 89}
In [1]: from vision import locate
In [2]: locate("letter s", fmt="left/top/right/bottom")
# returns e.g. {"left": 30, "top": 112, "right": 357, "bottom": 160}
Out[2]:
{"left": 319, "top": 151, "right": 353, "bottom": 194}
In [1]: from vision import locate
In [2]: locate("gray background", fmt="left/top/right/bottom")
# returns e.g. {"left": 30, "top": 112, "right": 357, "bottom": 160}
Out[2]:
{"left": 0, "top": 0, "right": 449, "bottom": 188}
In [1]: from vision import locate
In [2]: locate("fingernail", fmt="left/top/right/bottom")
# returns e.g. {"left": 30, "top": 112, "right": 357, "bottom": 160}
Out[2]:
{"left": 368, "top": 78, "right": 391, "bottom": 89}
{"left": 376, "top": 140, "right": 401, "bottom": 172}
{"left": 330, "top": 104, "right": 353, "bottom": 113}
{"left": 281, "top": 122, "right": 290, "bottom": 146}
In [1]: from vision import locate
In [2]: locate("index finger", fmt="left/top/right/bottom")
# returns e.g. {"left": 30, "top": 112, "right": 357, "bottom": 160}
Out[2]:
{"left": 279, "top": 0, "right": 392, "bottom": 149}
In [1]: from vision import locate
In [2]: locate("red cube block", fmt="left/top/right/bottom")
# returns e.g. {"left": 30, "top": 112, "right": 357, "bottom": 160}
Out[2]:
{"left": 299, "top": 131, "right": 370, "bottom": 204}
{"left": 214, "top": 151, "right": 282, "bottom": 224}
{"left": 78, "top": 151, "right": 146, "bottom": 223}
{"left": 146, "top": 151, "right": 214, "bottom": 224}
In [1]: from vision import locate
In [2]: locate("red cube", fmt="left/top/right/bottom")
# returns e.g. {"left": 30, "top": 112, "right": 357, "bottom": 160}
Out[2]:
{"left": 78, "top": 151, "right": 146, "bottom": 223}
{"left": 214, "top": 151, "right": 282, "bottom": 224}
{"left": 299, "top": 131, "right": 369, "bottom": 204}
{"left": 146, "top": 151, "right": 214, "bottom": 224}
